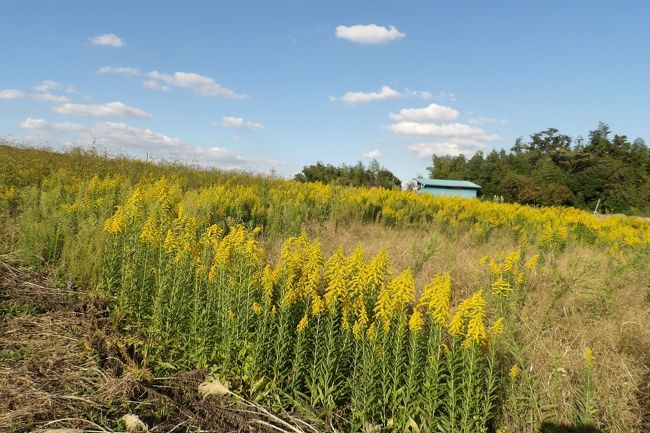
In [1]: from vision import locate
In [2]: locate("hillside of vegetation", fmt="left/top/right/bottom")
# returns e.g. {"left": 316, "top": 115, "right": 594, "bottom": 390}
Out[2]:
{"left": 428, "top": 123, "right": 650, "bottom": 215}
{"left": 1, "top": 144, "right": 649, "bottom": 433}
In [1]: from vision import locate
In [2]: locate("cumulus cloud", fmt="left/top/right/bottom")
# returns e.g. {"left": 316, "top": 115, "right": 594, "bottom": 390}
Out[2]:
{"left": 143, "top": 80, "right": 170, "bottom": 91}
{"left": 363, "top": 149, "right": 382, "bottom": 159}
{"left": 331, "top": 86, "right": 432, "bottom": 105}
{"left": 388, "top": 101, "right": 500, "bottom": 158}
{"left": 388, "top": 121, "right": 490, "bottom": 137}
{"left": 20, "top": 117, "right": 85, "bottom": 134}
{"left": 389, "top": 103, "right": 460, "bottom": 123}
{"left": 98, "top": 66, "right": 141, "bottom": 76}
{"left": 335, "top": 24, "right": 405, "bottom": 44}
{"left": 146, "top": 71, "right": 247, "bottom": 98}
{"left": 222, "top": 116, "right": 264, "bottom": 131}
{"left": 0, "top": 89, "right": 25, "bottom": 99}
{"left": 333, "top": 86, "right": 401, "bottom": 105}
{"left": 330, "top": 85, "right": 430, "bottom": 106}
{"left": 53, "top": 102, "right": 152, "bottom": 118}
{"left": 88, "top": 33, "right": 124, "bottom": 47}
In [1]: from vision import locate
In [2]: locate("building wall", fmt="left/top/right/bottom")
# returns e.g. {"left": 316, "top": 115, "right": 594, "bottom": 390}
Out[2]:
{"left": 419, "top": 186, "right": 478, "bottom": 198}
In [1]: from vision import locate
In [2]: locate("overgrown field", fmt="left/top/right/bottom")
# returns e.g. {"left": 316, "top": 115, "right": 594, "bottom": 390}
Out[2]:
{"left": 1, "top": 144, "right": 649, "bottom": 432}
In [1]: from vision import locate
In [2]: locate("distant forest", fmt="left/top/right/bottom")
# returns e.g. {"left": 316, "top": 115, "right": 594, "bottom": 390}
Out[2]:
{"left": 295, "top": 160, "right": 402, "bottom": 190}
{"left": 428, "top": 123, "right": 650, "bottom": 215}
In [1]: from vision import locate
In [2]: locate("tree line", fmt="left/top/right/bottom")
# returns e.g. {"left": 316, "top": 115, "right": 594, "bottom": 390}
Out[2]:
{"left": 295, "top": 160, "right": 402, "bottom": 190}
{"left": 427, "top": 123, "right": 650, "bottom": 215}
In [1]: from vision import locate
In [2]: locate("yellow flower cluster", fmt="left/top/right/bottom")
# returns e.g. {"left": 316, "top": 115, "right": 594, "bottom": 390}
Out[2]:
{"left": 483, "top": 249, "right": 527, "bottom": 296}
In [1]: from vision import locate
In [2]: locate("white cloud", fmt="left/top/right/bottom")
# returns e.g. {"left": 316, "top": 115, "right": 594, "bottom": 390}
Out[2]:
{"left": 19, "top": 118, "right": 271, "bottom": 169}
{"left": 389, "top": 103, "right": 460, "bottom": 123}
{"left": 332, "top": 86, "right": 401, "bottom": 105}
{"left": 31, "top": 93, "right": 70, "bottom": 103}
{"left": 98, "top": 66, "right": 141, "bottom": 76}
{"left": 0, "top": 89, "right": 25, "bottom": 99}
{"left": 407, "top": 140, "right": 491, "bottom": 159}
{"left": 222, "top": 116, "right": 264, "bottom": 131}
{"left": 147, "top": 71, "right": 247, "bottom": 99}
{"left": 143, "top": 80, "right": 171, "bottom": 91}
{"left": 467, "top": 116, "right": 510, "bottom": 126}
{"left": 405, "top": 89, "right": 433, "bottom": 100}
{"left": 20, "top": 117, "right": 85, "bottom": 134}
{"left": 53, "top": 102, "right": 152, "bottom": 118}
{"left": 437, "top": 91, "right": 457, "bottom": 102}
{"left": 331, "top": 86, "right": 432, "bottom": 105}
{"left": 363, "top": 149, "right": 382, "bottom": 159}
{"left": 388, "top": 121, "right": 490, "bottom": 138}
{"left": 33, "top": 80, "right": 76, "bottom": 94}
{"left": 335, "top": 24, "right": 405, "bottom": 44}
{"left": 88, "top": 33, "right": 124, "bottom": 47}
{"left": 81, "top": 122, "right": 255, "bottom": 167}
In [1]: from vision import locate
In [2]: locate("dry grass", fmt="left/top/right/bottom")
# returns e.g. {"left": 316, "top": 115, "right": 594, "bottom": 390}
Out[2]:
{"left": 0, "top": 256, "right": 308, "bottom": 433}
{"left": 516, "top": 245, "right": 650, "bottom": 431}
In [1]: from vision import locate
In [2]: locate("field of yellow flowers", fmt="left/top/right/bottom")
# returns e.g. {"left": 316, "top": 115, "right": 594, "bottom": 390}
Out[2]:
{"left": 1, "top": 144, "right": 649, "bottom": 432}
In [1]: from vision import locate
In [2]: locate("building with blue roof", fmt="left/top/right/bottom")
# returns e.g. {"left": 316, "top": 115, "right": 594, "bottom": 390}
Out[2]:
{"left": 414, "top": 178, "right": 481, "bottom": 199}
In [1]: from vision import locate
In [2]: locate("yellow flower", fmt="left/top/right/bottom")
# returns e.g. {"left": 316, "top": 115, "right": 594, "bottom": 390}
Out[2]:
{"left": 502, "top": 250, "right": 521, "bottom": 274}
{"left": 489, "top": 259, "right": 502, "bottom": 275}
{"left": 324, "top": 248, "right": 346, "bottom": 310}
{"left": 491, "top": 275, "right": 512, "bottom": 295}
{"left": 163, "top": 229, "right": 177, "bottom": 253}
{"left": 366, "top": 322, "right": 377, "bottom": 342}
{"left": 297, "top": 314, "right": 308, "bottom": 333}
{"left": 226, "top": 309, "right": 235, "bottom": 321}
{"left": 366, "top": 249, "right": 391, "bottom": 289}
{"left": 419, "top": 272, "right": 451, "bottom": 327}
{"left": 139, "top": 216, "right": 159, "bottom": 244}
{"left": 311, "top": 295, "right": 324, "bottom": 316}
{"left": 509, "top": 365, "right": 520, "bottom": 380}
{"left": 252, "top": 302, "right": 263, "bottom": 315}
{"left": 448, "top": 296, "right": 472, "bottom": 337}
{"left": 515, "top": 272, "right": 525, "bottom": 285}
{"left": 463, "top": 290, "right": 486, "bottom": 348}
{"left": 262, "top": 265, "right": 274, "bottom": 301}
{"left": 408, "top": 309, "right": 424, "bottom": 332}
{"left": 103, "top": 207, "right": 125, "bottom": 234}
{"left": 490, "top": 317, "right": 504, "bottom": 338}
{"left": 525, "top": 254, "right": 539, "bottom": 270}
{"left": 4, "top": 185, "right": 16, "bottom": 201}
{"left": 584, "top": 346, "right": 593, "bottom": 369}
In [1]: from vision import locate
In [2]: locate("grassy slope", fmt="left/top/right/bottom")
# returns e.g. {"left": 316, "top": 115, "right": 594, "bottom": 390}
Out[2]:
{"left": 1, "top": 144, "right": 649, "bottom": 432}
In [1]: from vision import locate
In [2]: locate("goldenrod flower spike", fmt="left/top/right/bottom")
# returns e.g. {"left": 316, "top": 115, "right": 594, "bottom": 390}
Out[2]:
{"left": 297, "top": 314, "right": 308, "bottom": 333}
{"left": 408, "top": 308, "right": 424, "bottom": 332}
{"left": 490, "top": 317, "right": 504, "bottom": 338}
{"left": 584, "top": 346, "right": 593, "bottom": 369}
{"left": 420, "top": 272, "right": 451, "bottom": 327}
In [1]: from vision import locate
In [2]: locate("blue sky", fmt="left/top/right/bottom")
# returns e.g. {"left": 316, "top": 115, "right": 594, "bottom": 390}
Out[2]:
{"left": 1, "top": 1, "right": 649, "bottom": 182}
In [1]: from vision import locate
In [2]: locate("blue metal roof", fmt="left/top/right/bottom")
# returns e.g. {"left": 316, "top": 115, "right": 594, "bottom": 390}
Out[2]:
{"left": 415, "top": 178, "right": 481, "bottom": 189}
